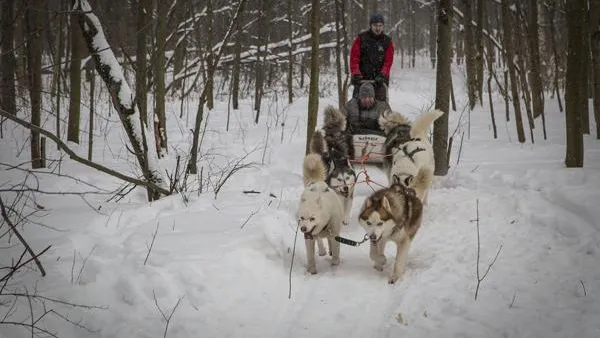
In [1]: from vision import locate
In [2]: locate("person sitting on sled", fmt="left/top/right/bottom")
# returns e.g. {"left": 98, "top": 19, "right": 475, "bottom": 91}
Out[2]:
{"left": 344, "top": 82, "right": 390, "bottom": 135}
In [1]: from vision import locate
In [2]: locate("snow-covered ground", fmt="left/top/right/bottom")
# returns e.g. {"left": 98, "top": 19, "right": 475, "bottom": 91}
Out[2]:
{"left": 1, "top": 57, "right": 599, "bottom": 338}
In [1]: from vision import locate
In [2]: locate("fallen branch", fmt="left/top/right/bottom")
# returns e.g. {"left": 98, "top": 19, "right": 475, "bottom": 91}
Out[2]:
{"left": 288, "top": 223, "right": 301, "bottom": 299}
{"left": 152, "top": 291, "right": 183, "bottom": 338}
{"left": 144, "top": 222, "right": 160, "bottom": 266}
{"left": 0, "top": 108, "right": 170, "bottom": 196}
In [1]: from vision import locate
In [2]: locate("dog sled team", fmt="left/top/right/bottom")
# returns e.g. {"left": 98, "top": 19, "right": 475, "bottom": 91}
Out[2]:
{"left": 295, "top": 13, "right": 445, "bottom": 284}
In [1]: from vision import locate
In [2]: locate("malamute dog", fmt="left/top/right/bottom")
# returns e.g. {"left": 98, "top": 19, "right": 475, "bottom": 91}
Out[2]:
{"left": 298, "top": 153, "right": 345, "bottom": 274}
{"left": 309, "top": 106, "right": 357, "bottom": 225}
{"left": 358, "top": 167, "right": 431, "bottom": 284}
{"left": 378, "top": 109, "right": 444, "bottom": 203}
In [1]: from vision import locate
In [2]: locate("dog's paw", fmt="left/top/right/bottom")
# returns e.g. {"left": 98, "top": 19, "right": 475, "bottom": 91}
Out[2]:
{"left": 342, "top": 220, "right": 349, "bottom": 226}
{"left": 318, "top": 248, "right": 327, "bottom": 256}
{"left": 307, "top": 265, "right": 317, "bottom": 275}
{"left": 388, "top": 273, "right": 402, "bottom": 284}
{"left": 373, "top": 264, "right": 384, "bottom": 272}
{"left": 331, "top": 257, "right": 340, "bottom": 266}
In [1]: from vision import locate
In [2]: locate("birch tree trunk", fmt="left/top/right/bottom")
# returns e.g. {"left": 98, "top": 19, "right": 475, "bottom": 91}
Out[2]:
{"left": 305, "top": 0, "right": 320, "bottom": 154}
{"left": 287, "top": 0, "right": 294, "bottom": 104}
{"left": 74, "top": 0, "right": 168, "bottom": 200}
{"left": 433, "top": 0, "right": 452, "bottom": 176}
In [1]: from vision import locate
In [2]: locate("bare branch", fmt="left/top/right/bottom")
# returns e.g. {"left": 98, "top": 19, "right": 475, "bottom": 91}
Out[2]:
{"left": 0, "top": 108, "right": 170, "bottom": 196}
{"left": 144, "top": 222, "right": 160, "bottom": 266}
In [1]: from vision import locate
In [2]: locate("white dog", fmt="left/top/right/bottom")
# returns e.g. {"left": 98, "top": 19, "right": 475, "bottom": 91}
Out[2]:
{"left": 298, "top": 153, "right": 345, "bottom": 274}
{"left": 379, "top": 109, "right": 444, "bottom": 203}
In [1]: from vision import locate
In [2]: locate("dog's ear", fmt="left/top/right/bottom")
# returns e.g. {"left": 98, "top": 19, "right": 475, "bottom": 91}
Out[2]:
{"left": 382, "top": 196, "right": 393, "bottom": 214}
{"left": 392, "top": 174, "right": 401, "bottom": 185}
{"left": 404, "top": 175, "right": 414, "bottom": 187}
{"left": 364, "top": 197, "right": 373, "bottom": 209}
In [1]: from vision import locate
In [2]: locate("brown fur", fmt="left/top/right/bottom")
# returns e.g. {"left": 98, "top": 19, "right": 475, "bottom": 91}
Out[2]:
{"left": 378, "top": 110, "right": 410, "bottom": 135}
{"left": 359, "top": 184, "right": 423, "bottom": 240}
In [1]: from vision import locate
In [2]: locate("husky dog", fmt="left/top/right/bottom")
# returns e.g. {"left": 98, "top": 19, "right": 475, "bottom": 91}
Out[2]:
{"left": 357, "top": 167, "right": 431, "bottom": 283}
{"left": 378, "top": 109, "right": 444, "bottom": 203}
{"left": 298, "top": 153, "right": 345, "bottom": 274}
{"left": 309, "top": 106, "right": 357, "bottom": 224}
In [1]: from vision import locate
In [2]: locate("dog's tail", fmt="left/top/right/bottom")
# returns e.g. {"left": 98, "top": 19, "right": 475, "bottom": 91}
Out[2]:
{"left": 303, "top": 153, "right": 327, "bottom": 186}
{"left": 323, "top": 105, "right": 347, "bottom": 131}
{"left": 410, "top": 109, "right": 444, "bottom": 139}
{"left": 309, "top": 129, "right": 327, "bottom": 157}
{"left": 410, "top": 166, "right": 434, "bottom": 202}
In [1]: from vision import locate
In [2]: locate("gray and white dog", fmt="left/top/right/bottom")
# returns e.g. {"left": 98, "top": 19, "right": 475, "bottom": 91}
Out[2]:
{"left": 309, "top": 105, "right": 357, "bottom": 225}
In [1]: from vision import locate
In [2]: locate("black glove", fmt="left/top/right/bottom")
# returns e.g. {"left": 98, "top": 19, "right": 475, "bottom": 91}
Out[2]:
{"left": 351, "top": 74, "right": 362, "bottom": 86}
{"left": 375, "top": 73, "right": 386, "bottom": 85}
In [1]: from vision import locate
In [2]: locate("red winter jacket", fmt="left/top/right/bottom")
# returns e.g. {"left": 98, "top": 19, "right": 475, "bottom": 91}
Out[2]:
{"left": 350, "top": 31, "right": 394, "bottom": 79}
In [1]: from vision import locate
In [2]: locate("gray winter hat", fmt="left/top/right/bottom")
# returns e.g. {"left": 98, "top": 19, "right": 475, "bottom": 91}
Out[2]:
{"left": 359, "top": 83, "right": 375, "bottom": 98}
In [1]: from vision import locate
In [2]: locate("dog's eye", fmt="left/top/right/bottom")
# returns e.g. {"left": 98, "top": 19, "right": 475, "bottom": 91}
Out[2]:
{"left": 366, "top": 221, "right": 371, "bottom": 226}
{"left": 309, "top": 217, "right": 315, "bottom": 222}
{"left": 300, "top": 216, "right": 305, "bottom": 220}
{"left": 377, "top": 222, "right": 383, "bottom": 226}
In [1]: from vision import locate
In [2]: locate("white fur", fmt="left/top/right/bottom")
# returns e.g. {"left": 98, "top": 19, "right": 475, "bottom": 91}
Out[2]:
{"left": 296, "top": 181, "right": 345, "bottom": 274}
{"left": 328, "top": 169, "right": 356, "bottom": 226}
{"left": 388, "top": 109, "right": 443, "bottom": 203}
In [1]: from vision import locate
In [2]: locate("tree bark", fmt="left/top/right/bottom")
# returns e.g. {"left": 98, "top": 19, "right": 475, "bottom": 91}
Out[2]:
{"left": 74, "top": 0, "right": 168, "bottom": 200}
{"left": 305, "top": 0, "right": 320, "bottom": 155}
{"left": 565, "top": 0, "right": 586, "bottom": 167}
{"left": 591, "top": 0, "right": 600, "bottom": 139}
{"left": 433, "top": 0, "right": 452, "bottom": 176}
{"left": 136, "top": 0, "right": 150, "bottom": 125}
{"left": 1, "top": 0, "right": 17, "bottom": 117}
{"left": 461, "top": 0, "right": 478, "bottom": 109}
{"left": 26, "top": 0, "right": 43, "bottom": 168}
{"left": 154, "top": 0, "right": 168, "bottom": 157}
{"left": 501, "top": 0, "right": 526, "bottom": 143}
{"left": 67, "top": 7, "right": 84, "bottom": 144}
{"left": 528, "top": 0, "right": 544, "bottom": 120}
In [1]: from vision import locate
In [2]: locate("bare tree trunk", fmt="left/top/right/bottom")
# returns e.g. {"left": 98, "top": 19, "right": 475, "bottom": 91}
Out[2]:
{"left": 1, "top": 0, "right": 17, "bottom": 118}
{"left": 580, "top": 1, "right": 591, "bottom": 135}
{"left": 287, "top": 0, "right": 294, "bottom": 104}
{"left": 514, "top": 1, "right": 535, "bottom": 143}
{"left": 547, "top": 2, "right": 563, "bottom": 112}
{"left": 171, "top": 0, "right": 187, "bottom": 95}
{"left": 339, "top": 0, "right": 350, "bottom": 102}
{"left": 501, "top": 0, "right": 526, "bottom": 143}
{"left": 334, "top": 0, "right": 344, "bottom": 108}
{"left": 232, "top": 32, "right": 242, "bottom": 110}
{"left": 411, "top": 0, "right": 416, "bottom": 68}
{"left": 87, "top": 64, "right": 95, "bottom": 161}
{"left": 67, "top": 9, "right": 84, "bottom": 144}
{"left": 433, "top": 0, "right": 452, "bottom": 176}
{"left": 254, "top": 0, "right": 268, "bottom": 124}
{"left": 154, "top": 0, "right": 168, "bottom": 157}
{"left": 206, "top": 0, "right": 214, "bottom": 110}
{"left": 475, "top": 0, "right": 484, "bottom": 104}
{"left": 26, "top": 0, "right": 43, "bottom": 168}
{"left": 136, "top": 0, "right": 150, "bottom": 125}
{"left": 461, "top": 0, "right": 478, "bottom": 109}
{"left": 528, "top": 0, "right": 544, "bottom": 120}
{"left": 306, "top": 0, "right": 320, "bottom": 154}
{"left": 591, "top": 0, "right": 600, "bottom": 139}
{"left": 55, "top": 0, "right": 66, "bottom": 148}
{"left": 565, "top": 0, "right": 586, "bottom": 167}
{"left": 430, "top": 4, "right": 437, "bottom": 69}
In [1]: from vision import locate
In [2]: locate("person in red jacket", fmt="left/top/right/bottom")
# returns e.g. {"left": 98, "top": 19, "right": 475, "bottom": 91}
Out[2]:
{"left": 350, "top": 13, "right": 394, "bottom": 101}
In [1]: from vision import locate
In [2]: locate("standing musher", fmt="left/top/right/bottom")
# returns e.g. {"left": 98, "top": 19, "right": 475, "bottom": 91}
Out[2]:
{"left": 349, "top": 13, "right": 394, "bottom": 102}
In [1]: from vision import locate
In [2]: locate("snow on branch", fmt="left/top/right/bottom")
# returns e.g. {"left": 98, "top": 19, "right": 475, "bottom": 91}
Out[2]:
{"left": 73, "top": 0, "right": 168, "bottom": 200}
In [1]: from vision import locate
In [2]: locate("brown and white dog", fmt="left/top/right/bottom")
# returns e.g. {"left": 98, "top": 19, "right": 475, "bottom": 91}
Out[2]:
{"left": 298, "top": 153, "right": 345, "bottom": 274}
{"left": 357, "top": 166, "right": 432, "bottom": 283}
